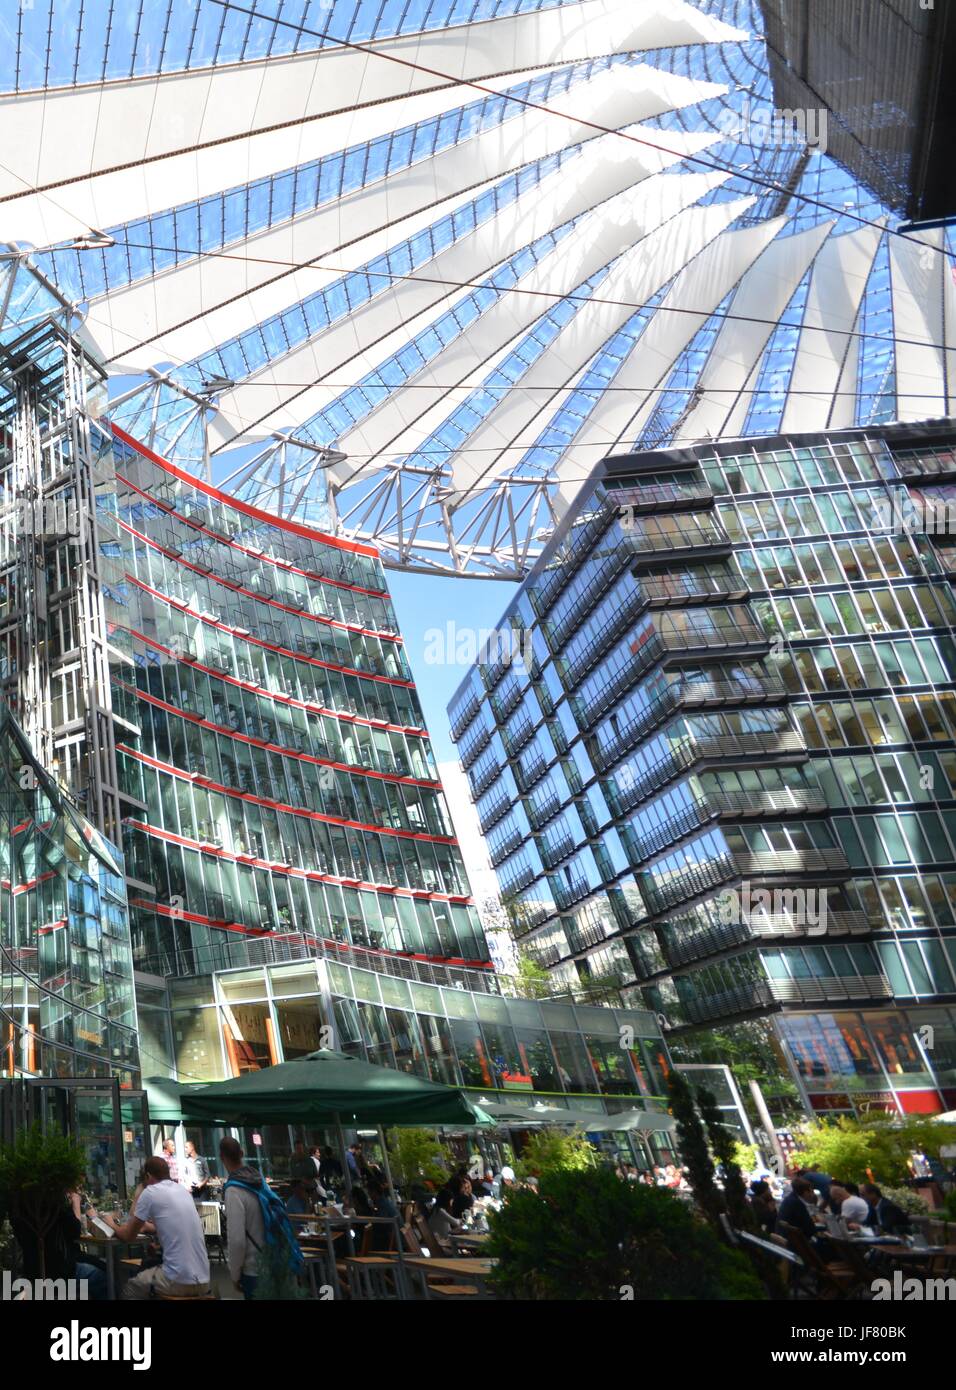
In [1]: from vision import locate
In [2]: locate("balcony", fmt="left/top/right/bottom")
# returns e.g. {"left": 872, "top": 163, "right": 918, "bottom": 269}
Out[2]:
{"left": 663, "top": 909, "right": 870, "bottom": 968}
{"left": 613, "top": 480, "right": 715, "bottom": 514}
{"left": 640, "top": 570, "right": 749, "bottom": 607}
{"left": 515, "top": 754, "right": 549, "bottom": 793}
{"left": 492, "top": 679, "right": 524, "bottom": 723}
{"left": 539, "top": 833, "right": 577, "bottom": 870}
{"left": 532, "top": 502, "right": 617, "bottom": 614}
{"left": 640, "top": 856, "right": 736, "bottom": 916}
{"left": 732, "top": 847, "right": 849, "bottom": 877}
{"left": 553, "top": 876, "right": 593, "bottom": 911}
{"left": 459, "top": 723, "right": 493, "bottom": 769}
{"left": 450, "top": 690, "right": 483, "bottom": 741}
{"left": 894, "top": 448, "right": 956, "bottom": 481}
{"left": 471, "top": 759, "right": 502, "bottom": 798}
{"left": 490, "top": 827, "right": 526, "bottom": 866}
{"left": 545, "top": 545, "right": 635, "bottom": 650}
{"left": 502, "top": 717, "right": 535, "bottom": 757}
{"left": 527, "top": 792, "right": 563, "bottom": 830}
{"left": 478, "top": 794, "right": 512, "bottom": 834}
{"left": 630, "top": 528, "right": 733, "bottom": 569}
{"left": 594, "top": 676, "right": 788, "bottom": 771}
{"left": 500, "top": 862, "right": 537, "bottom": 895}
{"left": 673, "top": 973, "right": 893, "bottom": 1028}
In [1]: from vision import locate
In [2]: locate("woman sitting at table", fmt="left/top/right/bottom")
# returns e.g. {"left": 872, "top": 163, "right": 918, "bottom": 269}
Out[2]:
{"left": 428, "top": 1188, "right": 463, "bottom": 1252}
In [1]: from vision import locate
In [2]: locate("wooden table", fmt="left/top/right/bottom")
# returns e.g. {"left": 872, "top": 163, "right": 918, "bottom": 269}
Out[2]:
{"left": 297, "top": 1215, "right": 401, "bottom": 1299}
{"left": 449, "top": 1232, "right": 491, "bottom": 1253}
{"left": 78, "top": 1233, "right": 150, "bottom": 1301}
{"left": 402, "top": 1255, "right": 496, "bottom": 1299}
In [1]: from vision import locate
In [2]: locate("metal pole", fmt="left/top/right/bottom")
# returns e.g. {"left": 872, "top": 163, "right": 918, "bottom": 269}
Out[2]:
{"left": 749, "top": 1079, "right": 787, "bottom": 1176}
{"left": 334, "top": 1113, "right": 353, "bottom": 1195}
{"left": 377, "top": 1125, "right": 396, "bottom": 1196}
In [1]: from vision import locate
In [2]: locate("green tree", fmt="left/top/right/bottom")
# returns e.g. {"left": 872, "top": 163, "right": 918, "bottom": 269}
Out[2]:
{"left": 511, "top": 951, "right": 553, "bottom": 1000}
{"left": 485, "top": 1168, "right": 764, "bottom": 1300}
{"left": 0, "top": 1125, "right": 86, "bottom": 1279}
{"left": 385, "top": 1128, "right": 449, "bottom": 1189}
{"left": 793, "top": 1113, "right": 947, "bottom": 1186}
{"left": 515, "top": 1129, "right": 598, "bottom": 1180}
{"left": 667, "top": 1071, "right": 723, "bottom": 1229}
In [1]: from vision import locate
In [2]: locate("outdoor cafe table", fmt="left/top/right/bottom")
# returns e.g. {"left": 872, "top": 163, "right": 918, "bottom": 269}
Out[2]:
{"left": 78, "top": 1232, "right": 150, "bottom": 1301}
{"left": 296, "top": 1214, "right": 402, "bottom": 1298}
{"left": 402, "top": 1255, "right": 497, "bottom": 1299}
{"left": 449, "top": 1232, "right": 491, "bottom": 1253}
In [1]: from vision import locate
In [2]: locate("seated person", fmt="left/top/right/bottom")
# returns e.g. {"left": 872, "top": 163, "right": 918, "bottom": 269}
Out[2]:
{"left": 285, "top": 1179, "right": 312, "bottom": 1216}
{"left": 860, "top": 1183, "right": 910, "bottom": 1237}
{"left": 99, "top": 1156, "right": 211, "bottom": 1300}
{"left": 347, "top": 1186, "right": 374, "bottom": 1217}
{"left": 427, "top": 1188, "right": 463, "bottom": 1248}
{"left": 829, "top": 1182, "right": 870, "bottom": 1228}
{"left": 749, "top": 1180, "right": 778, "bottom": 1236}
{"left": 12, "top": 1189, "right": 107, "bottom": 1301}
{"left": 777, "top": 1177, "right": 820, "bottom": 1241}
{"left": 366, "top": 1176, "right": 398, "bottom": 1251}
{"left": 472, "top": 1169, "right": 495, "bottom": 1198}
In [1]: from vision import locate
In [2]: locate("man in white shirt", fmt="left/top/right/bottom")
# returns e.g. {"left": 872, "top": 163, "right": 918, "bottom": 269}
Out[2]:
{"left": 101, "top": 1157, "right": 212, "bottom": 1299}
{"left": 830, "top": 1182, "right": 870, "bottom": 1228}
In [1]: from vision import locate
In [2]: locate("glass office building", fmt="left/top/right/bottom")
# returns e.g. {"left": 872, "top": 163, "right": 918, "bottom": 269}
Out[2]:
{"left": 0, "top": 272, "right": 671, "bottom": 1136}
{"left": 450, "top": 420, "right": 956, "bottom": 1116}
{"left": 0, "top": 707, "right": 139, "bottom": 1085}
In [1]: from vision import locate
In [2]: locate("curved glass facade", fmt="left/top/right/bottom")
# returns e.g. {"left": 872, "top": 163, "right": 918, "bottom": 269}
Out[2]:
{"left": 102, "top": 426, "right": 488, "bottom": 979}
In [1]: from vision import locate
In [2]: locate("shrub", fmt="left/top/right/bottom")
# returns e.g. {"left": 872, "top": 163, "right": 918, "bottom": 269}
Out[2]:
{"left": 881, "top": 1186, "right": 930, "bottom": 1218}
{"left": 792, "top": 1114, "right": 947, "bottom": 1187}
{"left": 0, "top": 1125, "right": 87, "bottom": 1279}
{"left": 515, "top": 1129, "right": 598, "bottom": 1180}
{"left": 485, "top": 1167, "right": 765, "bottom": 1301}
{"left": 385, "top": 1128, "right": 448, "bottom": 1190}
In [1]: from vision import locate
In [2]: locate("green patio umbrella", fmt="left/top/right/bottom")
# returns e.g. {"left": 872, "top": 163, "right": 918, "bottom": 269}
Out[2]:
{"left": 180, "top": 1049, "right": 492, "bottom": 1128}
{"left": 144, "top": 1075, "right": 189, "bottom": 1125}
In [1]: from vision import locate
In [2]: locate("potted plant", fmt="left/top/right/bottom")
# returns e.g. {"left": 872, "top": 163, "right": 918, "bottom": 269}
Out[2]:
{"left": 0, "top": 1125, "right": 86, "bottom": 1279}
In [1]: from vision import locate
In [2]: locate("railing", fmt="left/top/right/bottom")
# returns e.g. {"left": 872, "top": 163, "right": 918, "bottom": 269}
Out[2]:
{"left": 532, "top": 502, "right": 617, "bottom": 613}
{"left": 545, "top": 546, "right": 634, "bottom": 650}
{"left": 663, "top": 909, "right": 869, "bottom": 968}
{"left": 470, "top": 758, "right": 502, "bottom": 798}
{"left": 142, "top": 932, "right": 500, "bottom": 994}
{"left": 732, "top": 848, "right": 849, "bottom": 876}
{"left": 459, "top": 723, "right": 493, "bottom": 768}
{"left": 515, "top": 754, "right": 549, "bottom": 792}
{"left": 527, "top": 793, "right": 563, "bottom": 829}
{"left": 669, "top": 971, "right": 892, "bottom": 1027}
{"left": 502, "top": 717, "right": 535, "bottom": 757}
{"left": 489, "top": 828, "right": 525, "bottom": 866}
{"left": 492, "top": 679, "right": 524, "bottom": 722}
{"left": 639, "top": 571, "right": 748, "bottom": 605}
{"left": 448, "top": 691, "right": 483, "bottom": 740}
{"left": 552, "top": 876, "right": 593, "bottom": 911}
{"left": 539, "top": 833, "right": 577, "bottom": 869}
{"left": 478, "top": 794, "right": 512, "bottom": 834}
{"left": 704, "top": 788, "right": 826, "bottom": 815}
{"left": 613, "top": 480, "right": 714, "bottom": 512}
{"left": 499, "top": 862, "right": 537, "bottom": 894}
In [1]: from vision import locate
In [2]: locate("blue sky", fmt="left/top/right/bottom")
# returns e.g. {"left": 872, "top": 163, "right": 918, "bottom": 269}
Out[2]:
{"left": 388, "top": 570, "right": 517, "bottom": 763}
